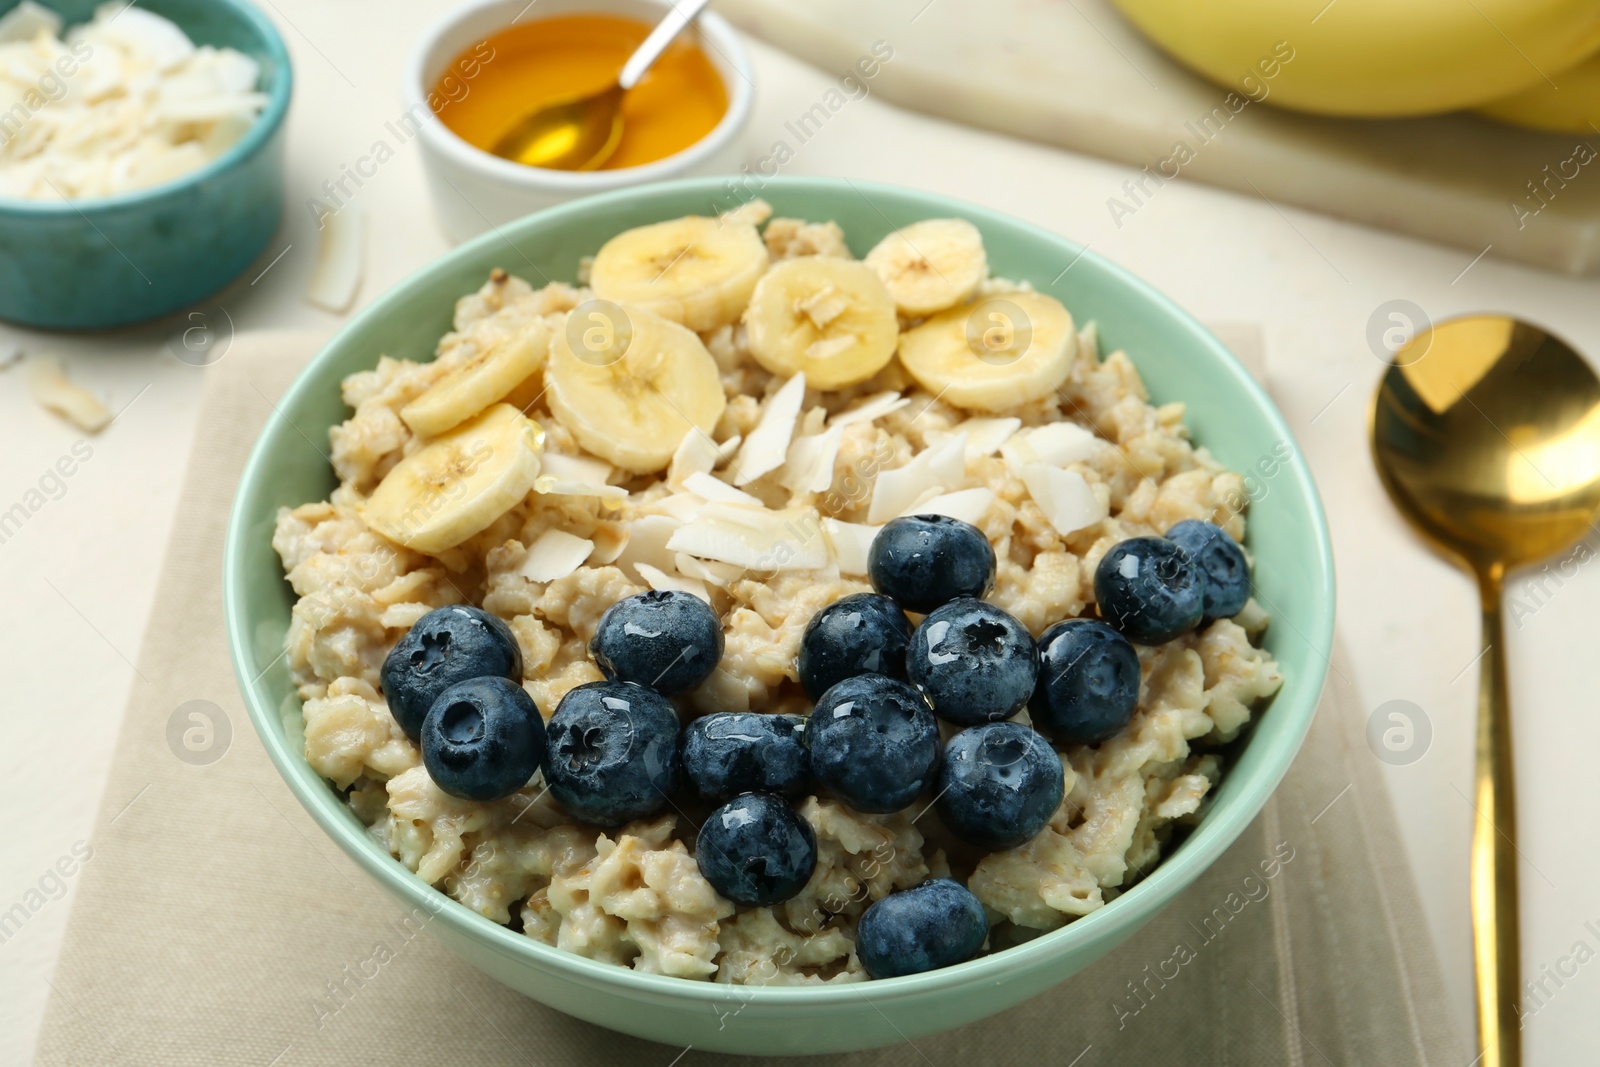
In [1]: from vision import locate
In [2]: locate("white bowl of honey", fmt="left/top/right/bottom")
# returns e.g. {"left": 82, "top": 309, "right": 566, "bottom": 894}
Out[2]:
{"left": 407, "top": 0, "right": 754, "bottom": 242}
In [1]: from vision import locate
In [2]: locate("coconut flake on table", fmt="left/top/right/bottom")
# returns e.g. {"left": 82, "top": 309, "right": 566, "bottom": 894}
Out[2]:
{"left": 867, "top": 432, "right": 967, "bottom": 523}
{"left": 731, "top": 372, "right": 805, "bottom": 485}
{"left": 307, "top": 208, "right": 365, "bottom": 313}
{"left": 0, "top": 3, "right": 268, "bottom": 201}
{"left": 26, "top": 358, "right": 110, "bottom": 432}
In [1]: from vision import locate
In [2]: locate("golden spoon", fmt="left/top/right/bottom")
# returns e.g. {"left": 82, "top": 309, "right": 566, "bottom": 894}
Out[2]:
{"left": 491, "top": 0, "right": 715, "bottom": 170}
{"left": 1370, "top": 315, "right": 1600, "bottom": 1067}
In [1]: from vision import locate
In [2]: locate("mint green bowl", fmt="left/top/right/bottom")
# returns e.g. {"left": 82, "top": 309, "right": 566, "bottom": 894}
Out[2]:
{"left": 0, "top": 0, "right": 291, "bottom": 329}
{"left": 224, "top": 177, "right": 1334, "bottom": 1056}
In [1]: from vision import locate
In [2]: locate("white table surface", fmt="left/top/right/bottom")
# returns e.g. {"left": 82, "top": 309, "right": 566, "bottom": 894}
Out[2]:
{"left": 4, "top": 2, "right": 1598, "bottom": 1062}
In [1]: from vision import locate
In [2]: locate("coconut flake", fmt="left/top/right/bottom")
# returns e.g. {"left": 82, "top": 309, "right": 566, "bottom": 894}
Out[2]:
{"left": 615, "top": 515, "right": 683, "bottom": 580}
{"left": 307, "top": 208, "right": 364, "bottom": 313}
{"left": 649, "top": 494, "right": 704, "bottom": 523}
{"left": 716, "top": 434, "right": 743, "bottom": 465}
{"left": 667, "top": 504, "right": 828, "bottom": 571}
{"left": 684, "top": 471, "right": 764, "bottom": 508}
{"left": 540, "top": 452, "right": 612, "bottom": 485}
{"left": 830, "top": 391, "right": 910, "bottom": 428}
{"left": 780, "top": 425, "right": 843, "bottom": 494}
{"left": 667, "top": 430, "right": 720, "bottom": 488}
{"left": 92, "top": 6, "right": 195, "bottom": 71}
{"left": 1001, "top": 421, "right": 1103, "bottom": 467}
{"left": 0, "top": 341, "right": 21, "bottom": 370}
{"left": 1018, "top": 464, "right": 1107, "bottom": 536}
{"left": 902, "top": 487, "right": 995, "bottom": 526}
{"left": 867, "top": 432, "right": 967, "bottom": 524}
{"left": 947, "top": 417, "right": 1020, "bottom": 459}
{"left": 27, "top": 359, "right": 110, "bottom": 432}
{"left": 0, "top": 2, "right": 61, "bottom": 43}
{"left": 587, "top": 521, "right": 628, "bottom": 564}
{"left": 635, "top": 562, "right": 711, "bottom": 603}
{"left": 519, "top": 529, "right": 594, "bottom": 583}
{"left": 821, "top": 518, "right": 881, "bottom": 575}
{"left": 533, "top": 469, "right": 627, "bottom": 504}
{"left": 732, "top": 373, "right": 805, "bottom": 485}
{"left": 674, "top": 552, "right": 745, "bottom": 588}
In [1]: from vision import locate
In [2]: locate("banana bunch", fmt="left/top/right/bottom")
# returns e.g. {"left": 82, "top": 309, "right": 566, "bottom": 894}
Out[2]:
{"left": 588, "top": 214, "right": 769, "bottom": 332}
{"left": 742, "top": 256, "right": 899, "bottom": 389}
{"left": 361, "top": 403, "right": 545, "bottom": 554}
{"left": 898, "top": 291, "right": 1077, "bottom": 412}
{"left": 545, "top": 300, "right": 727, "bottom": 474}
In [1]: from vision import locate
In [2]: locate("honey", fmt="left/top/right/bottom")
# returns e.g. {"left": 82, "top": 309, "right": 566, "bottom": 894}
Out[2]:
{"left": 434, "top": 14, "right": 729, "bottom": 171}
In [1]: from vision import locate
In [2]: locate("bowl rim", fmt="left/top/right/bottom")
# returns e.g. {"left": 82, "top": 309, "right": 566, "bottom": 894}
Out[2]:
{"left": 0, "top": 0, "right": 294, "bottom": 215}
{"left": 402, "top": 0, "right": 755, "bottom": 192}
{"left": 225, "top": 175, "right": 1335, "bottom": 1006}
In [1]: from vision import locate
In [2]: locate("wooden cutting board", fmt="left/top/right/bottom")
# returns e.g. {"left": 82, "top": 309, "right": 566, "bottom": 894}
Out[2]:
{"left": 719, "top": 0, "right": 1600, "bottom": 275}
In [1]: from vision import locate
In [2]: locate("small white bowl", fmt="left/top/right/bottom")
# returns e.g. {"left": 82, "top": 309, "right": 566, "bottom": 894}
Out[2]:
{"left": 407, "top": 0, "right": 754, "bottom": 243}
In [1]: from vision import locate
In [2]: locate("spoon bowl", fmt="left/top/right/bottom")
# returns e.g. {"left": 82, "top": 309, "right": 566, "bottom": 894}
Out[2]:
{"left": 1372, "top": 316, "right": 1600, "bottom": 577}
{"left": 1370, "top": 314, "right": 1600, "bottom": 1067}
{"left": 493, "top": 83, "right": 624, "bottom": 170}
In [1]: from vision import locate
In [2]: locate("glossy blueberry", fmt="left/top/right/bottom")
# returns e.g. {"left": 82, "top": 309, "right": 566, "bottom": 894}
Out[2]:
{"left": 798, "top": 593, "right": 913, "bottom": 700}
{"left": 381, "top": 605, "right": 522, "bottom": 742}
{"left": 807, "top": 674, "right": 941, "bottom": 814}
{"left": 906, "top": 598, "right": 1038, "bottom": 725}
{"left": 868, "top": 514, "right": 996, "bottom": 614}
{"left": 420, "top": 677, "right": 545, "bottom": 803}
{"left": 1166, "top": 520, "right": 1250, "bottom": 620}
{"left": 681, "top": 713, "right": 810, "bottom": 802}
{"left": 1030, "top": 619, "right": 1141, "bottom": 744}
{"left": 935, "top": 721, "right": 1064, "bottom": 850}
{"left": 542, "top": 681, "right": 680, "bottom": 826}
{"left": 1093, "top": 536, "right": 1205, "bottom": 645}
{"left": 694, "top": 792, "right": 818, "bottom": 906}
{"left": 590, "top": 590, "right": 723, "bottom": 695}
{"left": 856, "top": 879, "right": 988, "bottom": 979}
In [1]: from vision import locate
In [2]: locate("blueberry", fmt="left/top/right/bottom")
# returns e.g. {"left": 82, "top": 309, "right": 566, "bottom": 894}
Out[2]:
{"left": 1030, "top": 619, "right": 1141, "bottom": 744}
{"left": 1166, "top": 520, "right": 1250, "bottom": 620}
{"left": 381, "top": 605, "right": 523, "bottom": 742}
{"left": 798, "top": 593, "right": 913, "bottom": 700}
{"left": 1093, "top": 537, "right": 1205, "bottom": 645}
{"left": 681, "top": 713, "right": 811, "bottom": 802}
{"left": 695, "top": 793, "right": 818, "bottom": 906}
{"left": 906, "top": 598, "right": 1038, "bottom": 725}
{"left": 856, "top": 879, "right": 988, "bottom": 979}
{"left": 807, "top": 674, "right": 941, "bottom": 814}
{"left": 419, "top": 677, "right": 546, "bottom": 803}
{"left": 868, "top": 515, "right": 996, "bottom": 614}
{"left": 935, "top": 722, "right": 1064, "bottom": 850}
{"left": 590, "top": 590, "right": 723, "bottom": 695}
{"left": 543, "top": 681, "right": 680, "bottom": 826}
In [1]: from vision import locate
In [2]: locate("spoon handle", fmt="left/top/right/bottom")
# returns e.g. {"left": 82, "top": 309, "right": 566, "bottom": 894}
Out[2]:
{"left": 1472, "top": 579, "right": 1521, "bottom": 1067}
{"left": 619, "top": 0, "right": 717, "bottom": 90}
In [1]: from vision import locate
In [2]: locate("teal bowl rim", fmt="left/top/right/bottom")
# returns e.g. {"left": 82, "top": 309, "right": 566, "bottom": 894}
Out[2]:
{"left": 0, "top": 0, "right": 293, "bottom": 215}
{"left": 224, "top": 175, "right": 1335, "bottom": 1008}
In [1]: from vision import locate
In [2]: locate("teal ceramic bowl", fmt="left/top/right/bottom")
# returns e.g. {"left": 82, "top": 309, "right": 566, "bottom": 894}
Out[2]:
{"left": 225, "top": 177, "right": 1334, "bottom": 1056}
{"left": 0, "top": 0, "right": 291, "bottom": 329}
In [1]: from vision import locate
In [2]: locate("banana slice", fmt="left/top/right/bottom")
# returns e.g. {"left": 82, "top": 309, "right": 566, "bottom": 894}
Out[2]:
{"left": 897, "top": 291, "right": 1077, "bottom": 412}
{"left": 545, "top": 301, "right": 726, "bottom": 474}
{"left": 400, "top": 321, "right": 549, "bottom": 437}
{"left": 589, "top": 214, "right": 769, "bottom": 332}
{"left": 741, "top": 256, "right": 898, "bottom": 390}
{"left": 863, "top": 218, "right": 988, "bottom": 317}
{"left": 361, "top": 403, "right": 543, "bottom": 554}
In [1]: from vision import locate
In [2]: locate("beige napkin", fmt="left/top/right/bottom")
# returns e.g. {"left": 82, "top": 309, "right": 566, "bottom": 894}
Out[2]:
{"left": 34, "top": 332, "right": 1466, "bottom": 1066}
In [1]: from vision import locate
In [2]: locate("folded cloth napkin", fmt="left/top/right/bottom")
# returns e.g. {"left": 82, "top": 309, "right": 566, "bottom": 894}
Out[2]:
{"left": 33, "top": 331, "right": 1466, "bottom": 1066}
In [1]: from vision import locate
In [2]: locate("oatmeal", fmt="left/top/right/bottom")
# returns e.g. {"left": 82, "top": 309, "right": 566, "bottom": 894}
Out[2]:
{"left": 273, "top": 201, "right": 1282, "bottom": 984}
